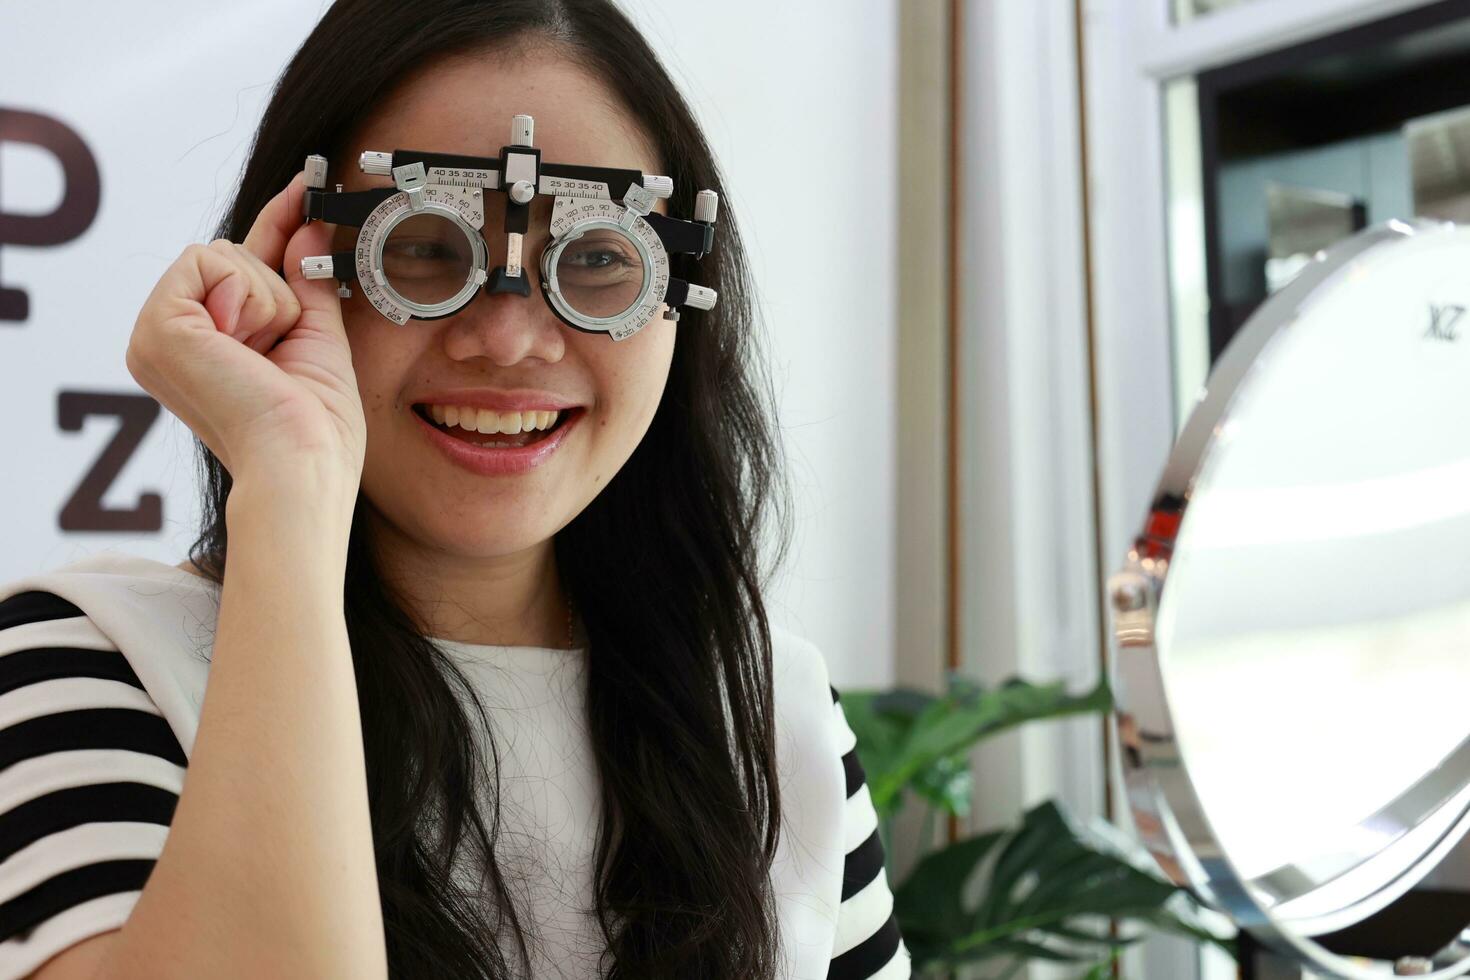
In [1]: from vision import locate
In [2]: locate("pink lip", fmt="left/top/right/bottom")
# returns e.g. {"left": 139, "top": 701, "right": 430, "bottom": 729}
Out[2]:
{"left": 413, "top": 406, "right": 583, "bottom": 475}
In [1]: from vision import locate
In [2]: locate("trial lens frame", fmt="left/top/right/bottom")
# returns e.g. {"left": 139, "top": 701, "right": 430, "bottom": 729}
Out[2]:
{"left": 298, "top": 113, "right": 720, "bottom": 341}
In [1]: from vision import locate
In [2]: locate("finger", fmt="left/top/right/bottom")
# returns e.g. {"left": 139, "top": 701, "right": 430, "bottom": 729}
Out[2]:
{"left": 145, "top": 241, "right": 260, "bottom": 340}
{"left": 229, "top": 241, "right": 302, "bottom": 342}
{"left": 241, "top": 170, "right": 307, "bottom": 273}
{"left": 245, "top": 330, "right": 279, "bottom": 355}
{"left": 200, "top": 265, "right": 250, "bottom": 337}
{"left": 281, "top": 214, "right": 348, "bottom": 326}
{"left": 205, "top": 239, "right": 281, "bottom": 340}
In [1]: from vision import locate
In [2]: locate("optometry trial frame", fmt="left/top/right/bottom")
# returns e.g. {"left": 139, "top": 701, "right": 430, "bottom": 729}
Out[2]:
{"left": 298, "top": 113, "right": 720, "bottom": 341}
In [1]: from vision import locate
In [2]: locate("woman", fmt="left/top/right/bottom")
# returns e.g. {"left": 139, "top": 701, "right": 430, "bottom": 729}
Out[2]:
{"left": 0, "top": 1, "right": 910, "bottom": 978}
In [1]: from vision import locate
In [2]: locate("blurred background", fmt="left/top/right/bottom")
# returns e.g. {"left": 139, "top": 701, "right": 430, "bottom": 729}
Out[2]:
{"left": 7, "top": 0, "right": 1470, "bottom": 977}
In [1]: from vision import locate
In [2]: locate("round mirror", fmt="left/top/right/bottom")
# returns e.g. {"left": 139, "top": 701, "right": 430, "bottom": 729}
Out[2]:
{"left": 1108, "top": 219, "right": 1470, "bottom": 979}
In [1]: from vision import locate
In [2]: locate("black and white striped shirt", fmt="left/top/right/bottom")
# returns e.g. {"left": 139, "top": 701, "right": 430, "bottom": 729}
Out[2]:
{"left": 827, "top": 683, "right": 911, "bottom": 979}
{"left": 0, "top": 550, "right": 911, "bottom": 979}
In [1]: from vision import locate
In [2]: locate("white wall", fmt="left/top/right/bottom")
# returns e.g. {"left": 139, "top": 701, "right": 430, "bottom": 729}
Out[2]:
{"left": 624, "top": 2, "right": 900, "bottom": 688}
{"left": 0, "top": 0, "right": 899, "bottom": 689}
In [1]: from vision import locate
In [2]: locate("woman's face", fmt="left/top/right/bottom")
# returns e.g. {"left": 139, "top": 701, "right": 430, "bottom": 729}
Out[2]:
{"left": 331, "top": 50, "right": 675, "bottom": 568}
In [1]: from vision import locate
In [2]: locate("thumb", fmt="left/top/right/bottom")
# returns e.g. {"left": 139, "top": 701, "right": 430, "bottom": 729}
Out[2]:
{"left": 203, "top": 266, "right": 251, "bottom": 336}
{"left": 281, "top": 215, "right": 347, "bottom": 328}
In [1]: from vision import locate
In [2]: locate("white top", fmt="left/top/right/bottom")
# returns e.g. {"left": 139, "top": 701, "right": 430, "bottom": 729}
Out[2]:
{"left": 0, "top": 549, "right": 910, "bottom": 979}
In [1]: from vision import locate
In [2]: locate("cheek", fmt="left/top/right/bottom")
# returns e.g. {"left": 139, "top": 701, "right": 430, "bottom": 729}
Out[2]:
{"left": 343, "top": 313, "right": 417, "bottom": 422}
{"left": 590, "top": 319, "right": 675, "bottom": 445}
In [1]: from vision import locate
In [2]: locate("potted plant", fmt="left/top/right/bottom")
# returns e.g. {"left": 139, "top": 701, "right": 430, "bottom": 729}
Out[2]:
{"left": 839, "top": 671, "right": 1234, "bottom": 978}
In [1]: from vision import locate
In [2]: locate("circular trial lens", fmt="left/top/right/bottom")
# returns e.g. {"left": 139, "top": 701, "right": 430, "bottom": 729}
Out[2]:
{"left": 380, "top": 211, "right": 477, "bottom": 307}
{"left": 549, "top": 221, "right": 652, "bottom": 321}
{"left": 553, "top": 226, "right": 648, "bottom": 319}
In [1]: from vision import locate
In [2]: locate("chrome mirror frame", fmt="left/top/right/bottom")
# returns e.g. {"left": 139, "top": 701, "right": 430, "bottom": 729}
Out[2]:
{"left": 1107, "top": 218, "right": 1470, "bottom": 980}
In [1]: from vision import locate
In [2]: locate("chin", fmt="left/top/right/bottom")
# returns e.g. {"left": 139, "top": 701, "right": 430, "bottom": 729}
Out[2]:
{"left": 424, "top": 520, "right": 560, "bottom": 556}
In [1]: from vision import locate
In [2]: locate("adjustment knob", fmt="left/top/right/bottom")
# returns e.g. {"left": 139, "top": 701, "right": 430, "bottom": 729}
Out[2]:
{"left": 694, "top": 189, "right": 719, "bottom": 224}
{"left": 511, "top": 114, "right": 534, "bottom": 147}
{"left": 304, "top": 155, "right": 328, "bottom": 190}
{"left": 301, "top": 256, "right": 335, "bottom": 280}
{"left": 642, "top": 175, "right": 673, "bottom": 199}
{"left": 683, "top": 284, "right": 717, "bottom": 311}
{"left": 360, "top": 151, "right": 393, "bottom": 175}
{"left": 509, "top": 179, "right": 536, "bottom": 205}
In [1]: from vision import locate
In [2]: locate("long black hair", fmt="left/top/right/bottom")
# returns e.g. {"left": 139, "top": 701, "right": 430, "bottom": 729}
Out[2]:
{"left": 185, "top": 1, "right": 796, "bottom": 976}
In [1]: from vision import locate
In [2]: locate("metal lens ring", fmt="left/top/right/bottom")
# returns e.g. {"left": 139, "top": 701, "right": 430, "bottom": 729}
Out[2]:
{"left": 541, "top": 197, "right": 670, "bottom": 341}
{"left": 356, "top": 188, "right": 487, "bottom": 325}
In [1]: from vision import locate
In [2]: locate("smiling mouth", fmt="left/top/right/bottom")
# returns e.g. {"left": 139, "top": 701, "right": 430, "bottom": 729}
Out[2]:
{"left": 411, "top": 404, "right": 579, "bottom": 448}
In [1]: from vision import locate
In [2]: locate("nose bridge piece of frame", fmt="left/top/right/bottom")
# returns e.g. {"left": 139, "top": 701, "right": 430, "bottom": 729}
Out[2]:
{"left": 487, "top": 261, "right": 533, "bottom": 297}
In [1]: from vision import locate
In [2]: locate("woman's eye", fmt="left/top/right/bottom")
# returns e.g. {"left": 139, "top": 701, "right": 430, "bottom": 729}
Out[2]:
{"left": 387, "top": 240, "right": 449, "bottom": 260}
{"left": 565, "top": 249, "right": 628, "bottom": 269}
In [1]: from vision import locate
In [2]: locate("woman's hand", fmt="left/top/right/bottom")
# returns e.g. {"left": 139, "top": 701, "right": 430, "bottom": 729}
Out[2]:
{"left": 125, "top": 171, "right": 366, "bottom": 491}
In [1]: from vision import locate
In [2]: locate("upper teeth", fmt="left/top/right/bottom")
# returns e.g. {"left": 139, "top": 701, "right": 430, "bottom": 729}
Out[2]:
{"left": 425, "top": 405, "right": 562, "bottom": 435}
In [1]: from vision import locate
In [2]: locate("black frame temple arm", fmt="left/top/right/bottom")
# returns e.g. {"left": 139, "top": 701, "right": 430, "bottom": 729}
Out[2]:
{"left": 303, "top": 187, "right": 398, "bottom": 227}
{"left": 645, "top": 211, "right": 715, "bottom": 258}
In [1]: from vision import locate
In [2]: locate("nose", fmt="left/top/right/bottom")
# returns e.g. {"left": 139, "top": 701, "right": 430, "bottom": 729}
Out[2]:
{"left": 440, "top": 263, "right": 566, "bottom": 366}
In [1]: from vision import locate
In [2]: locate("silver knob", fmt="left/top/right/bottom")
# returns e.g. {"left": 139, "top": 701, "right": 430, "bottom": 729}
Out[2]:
{"left": 684, "top": 284, "right": 717, "bottom": 311}
{"left": 301, "top": 256, "right": 334, "bottom": 280}
{"left": 304, "top": 155, "right": 328, "bottom": 190}
{"left": 694, "top": 189, "right": 719, "bottom": 224}
{"left": 511, "top": 114, "right": 534, "bottom": 147}
{"left": 1110, "top": 576, "right": 1147, "bottom": 613}
{"left": 509, "top": 179, "right": 536, "bottom": 205}
{"left": 642, "top": 175, "right": 673, "bottom": 199}
{"left": 360, "top": 151, "right": 393, "bottom": 175}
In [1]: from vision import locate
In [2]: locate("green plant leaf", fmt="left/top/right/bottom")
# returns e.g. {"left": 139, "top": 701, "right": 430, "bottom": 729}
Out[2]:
{"left": 911, "top": 752, "right": 974, "bottom": 817}
{"left": 894, "top": 799, "right": 1201, "bottom": 971}
{"left": 983, "top": 937, "right": 1091, "bottom": 962}
{"left": 888, "top": 828, "right": 1008, "bottom": 938}
{"left": 857, "top": 676, "right": 1113, "bottom": 812}
{"left": 1077, "top": 948, "right": 1123, "bottom": 980}
{"left": 844, "top": 672, "right": 1223, "bottom": 973}
{"left": 1136, "top": 904, "right": 1238, "bottom": 958}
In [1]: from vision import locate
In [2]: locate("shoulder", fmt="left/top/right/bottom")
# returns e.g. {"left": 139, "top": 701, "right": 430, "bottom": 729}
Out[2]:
{"left": 0, "top": 587, "right": 183, "bottom": 774}
{"left": 765, "top": 619, "right": 841, "bottom": 769}
{"left": 0, "top": 581, "right": 187, "bottom": 979}
{"left": 763, "top": 623, "right": 915, "bottom": 977}
{"left": 764, "top": 621, "right": 862, "bottom": 809}
{"left": 0, "top": 550, "right": 218, "bottom": 652}
{"left": 0, "top": 549, "right": 217, "bottom": 756}
{"left": 767, "top": 621, "right": 836, "bottom": 704}
{"left": 766, "top": 622, "right": 842, "bottom": 769}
